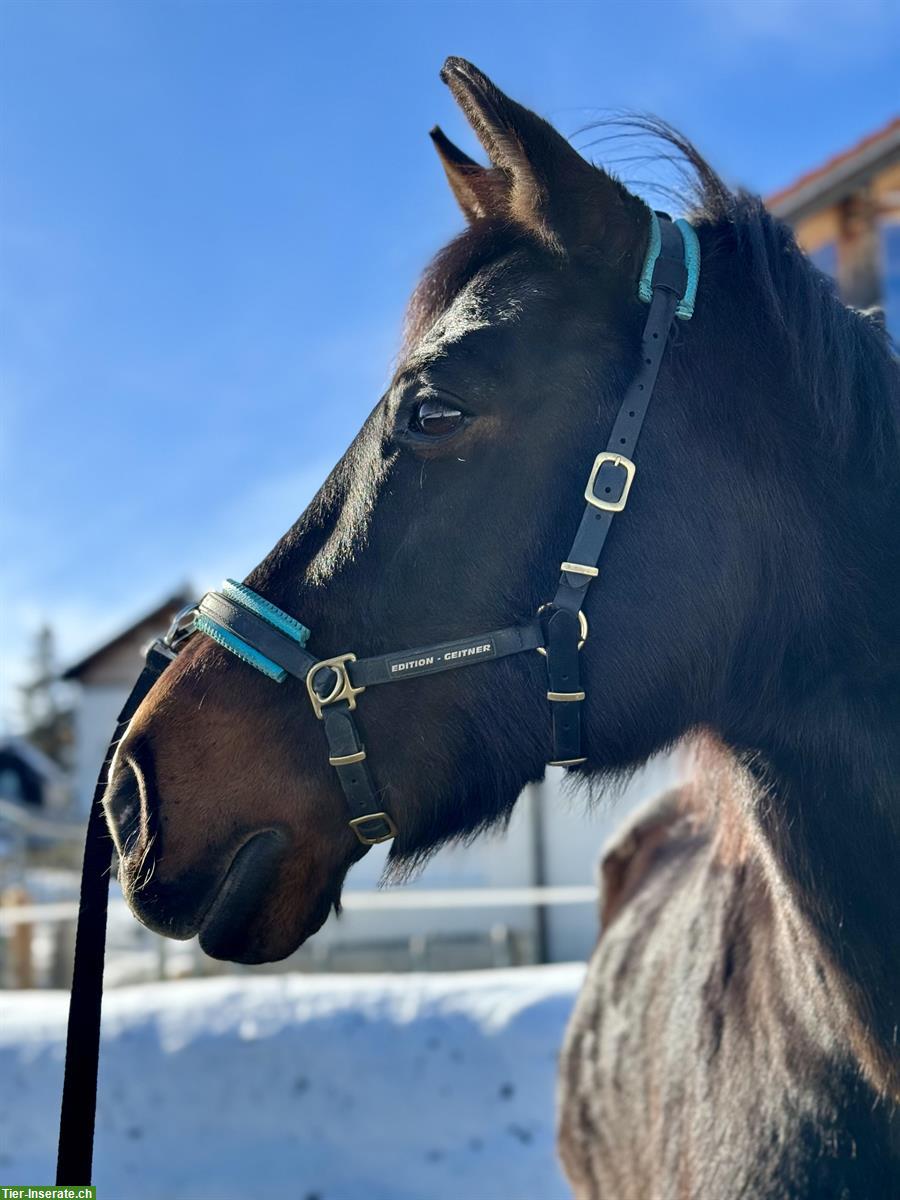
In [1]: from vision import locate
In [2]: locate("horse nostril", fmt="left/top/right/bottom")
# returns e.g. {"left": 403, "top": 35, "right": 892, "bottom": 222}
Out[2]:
{"left": 103, "top": 757, "right": 144, "bottom": 853}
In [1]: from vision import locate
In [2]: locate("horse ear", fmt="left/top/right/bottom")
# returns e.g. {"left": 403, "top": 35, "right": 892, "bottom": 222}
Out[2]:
{"left": 440, "top": 57, "right": 647, "bottom": 257}
{"left": 429, "top": 125, "right": 510, "bottom": 222}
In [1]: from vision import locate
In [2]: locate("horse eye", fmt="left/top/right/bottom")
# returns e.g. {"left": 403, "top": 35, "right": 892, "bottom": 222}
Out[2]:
{"left": 411, "top": 397, "right": 465, "bottom": 438}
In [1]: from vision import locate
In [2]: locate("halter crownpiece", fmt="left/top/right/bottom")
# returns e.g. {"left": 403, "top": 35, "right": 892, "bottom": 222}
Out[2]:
{"left": 160, "top": 211, "right": 699, "bottom": 847}
{"left": 639, "top": 212, "right": 700, "bottom": 318}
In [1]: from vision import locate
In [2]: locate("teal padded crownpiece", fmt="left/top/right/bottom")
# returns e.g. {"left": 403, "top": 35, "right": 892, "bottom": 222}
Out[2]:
{"left": 637, "top": 210, "right": 662, "bottom": 306}
{"left": 637, "top": 210, "right": 700, "bottom": 321}
{"left": 193, "top": 613, "right": 287, "bottom": 683}
{"left": 674, "top": 219, "right": 700, "bottom": 320}
{"left": 221, "top": 579, "right": 310, "bottom": 646}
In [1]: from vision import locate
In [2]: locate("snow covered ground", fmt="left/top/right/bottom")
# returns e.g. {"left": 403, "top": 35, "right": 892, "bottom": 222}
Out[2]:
{"left": 1, "top": 965, "right": 585, "bottom": 1200}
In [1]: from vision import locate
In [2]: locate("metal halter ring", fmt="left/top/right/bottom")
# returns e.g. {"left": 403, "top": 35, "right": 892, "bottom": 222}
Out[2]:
{"left": 159, "top": 604, "right": 199, "bottom": 656}
{"left": 535, "top": 604, "right": 588, "bottom": 656}
{"left": 306, "top": 654, "right": 365, "bottom": 719}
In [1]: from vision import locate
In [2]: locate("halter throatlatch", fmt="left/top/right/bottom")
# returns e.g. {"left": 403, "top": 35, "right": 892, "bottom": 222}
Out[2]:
{"left": 131, "top": 212, "right": 698, "bottom": 849}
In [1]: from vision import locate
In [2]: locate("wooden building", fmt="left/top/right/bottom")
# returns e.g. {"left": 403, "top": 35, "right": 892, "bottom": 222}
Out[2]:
{"left": 767, "top": 116, "right": 900, "bottom": 335}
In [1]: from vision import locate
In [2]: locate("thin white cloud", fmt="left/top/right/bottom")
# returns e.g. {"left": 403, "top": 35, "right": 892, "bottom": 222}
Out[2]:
{"left": 687, "top": 0, "right": 897, "bottom": 58}
{"left": 189, "top": 459, "right": 334, "bottom": 591}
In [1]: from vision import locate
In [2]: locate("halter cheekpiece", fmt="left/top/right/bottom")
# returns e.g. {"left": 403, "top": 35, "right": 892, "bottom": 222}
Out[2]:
{"left": 154, "top": 212, "right": 700, "bottom": 848}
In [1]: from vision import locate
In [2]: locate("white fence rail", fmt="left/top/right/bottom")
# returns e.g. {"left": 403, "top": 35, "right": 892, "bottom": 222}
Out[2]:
{"left": 0, "top": 797, "right": 85, "bottom": 841}
{"left": 0, "top": 887, "right": 600, "bottom": 988}
{"left": 0, "top": 886, "right": 598, "bottom": 929}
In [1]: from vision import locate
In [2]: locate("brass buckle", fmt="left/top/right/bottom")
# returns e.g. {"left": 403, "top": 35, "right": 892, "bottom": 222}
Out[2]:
{"left": 535, "top": 604, "right": 588, "bottom": 657}
{"left": 349, "top": 812, "right": 398, "bottom": 846}
{"left": 584, "top": 452, "right": 636, "bottom": 512}
{"left": 306, "top": 654, "right": 365, "bottom": 719}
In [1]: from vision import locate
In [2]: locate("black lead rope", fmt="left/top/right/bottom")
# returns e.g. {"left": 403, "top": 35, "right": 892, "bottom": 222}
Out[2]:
{"left": 55, "top": 213, "right": 693, "bottom": 1185}
{"left": 55, "top": 642, "right": 176, "bottom": 1185}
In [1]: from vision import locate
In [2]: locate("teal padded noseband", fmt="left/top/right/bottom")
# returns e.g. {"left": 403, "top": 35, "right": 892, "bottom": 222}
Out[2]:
{"left": 193, "top": 579, "right": 311, "bottom": 684}
{"left": 638, "top": 212, "right": 700, "bottom": 320}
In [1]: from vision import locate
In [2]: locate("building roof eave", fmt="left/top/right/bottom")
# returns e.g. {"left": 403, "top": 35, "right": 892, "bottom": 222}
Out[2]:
{"left": 61, "top": 590, "right": 193, "bottom": 681}
{"left": 767, "top": 117, "right": 900, "bottom": 223}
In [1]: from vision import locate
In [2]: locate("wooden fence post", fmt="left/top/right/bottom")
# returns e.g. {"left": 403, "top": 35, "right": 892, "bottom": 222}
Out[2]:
{"left": 2, "top": 887, "right": 34, "bottom": 989}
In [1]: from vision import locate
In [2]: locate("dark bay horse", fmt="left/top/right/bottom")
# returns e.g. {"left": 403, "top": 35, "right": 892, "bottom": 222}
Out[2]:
{"left": 103, "top": 60, "right": 899, "bottom": 1197}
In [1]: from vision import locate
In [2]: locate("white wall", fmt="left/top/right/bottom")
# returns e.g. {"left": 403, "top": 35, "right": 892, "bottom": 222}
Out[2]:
{"left": 326, "top": 752, "right": 685, "bottom": 962}
{"left": 539, "top": 754, "right": 686, "bottom": 962}
{"left": 320, "top": 789, "right": 541, "bottom": 954}
{"left": 71, "top": 685, "right": 129, "bottom": 816}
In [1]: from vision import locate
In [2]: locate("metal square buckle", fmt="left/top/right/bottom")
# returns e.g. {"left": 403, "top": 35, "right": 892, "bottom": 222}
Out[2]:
{"left": 584, "top": 453, "right": 636, "bottom": 512}
{"left": 306, "top": 654, "right": 365, "bottom": 719}
{"left": 349, "top": 812, "right": 398, "bottom": 845}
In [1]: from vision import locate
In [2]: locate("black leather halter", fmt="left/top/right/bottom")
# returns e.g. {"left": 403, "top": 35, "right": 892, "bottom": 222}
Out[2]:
{"left": 186, "top": 213, "right": 694, "bottom": 846}
{"left": 55, "top": 211, "right": 695, "bottom": 1187}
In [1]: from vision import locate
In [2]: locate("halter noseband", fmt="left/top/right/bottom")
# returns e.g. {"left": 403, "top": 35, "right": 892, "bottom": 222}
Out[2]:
{"left": 155, "top": 212, "right": 699, "bottom": 848}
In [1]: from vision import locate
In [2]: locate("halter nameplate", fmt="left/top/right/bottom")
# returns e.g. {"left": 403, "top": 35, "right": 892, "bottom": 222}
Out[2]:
{"left": 386, "top": 637, "right": 495, "bottom": 676}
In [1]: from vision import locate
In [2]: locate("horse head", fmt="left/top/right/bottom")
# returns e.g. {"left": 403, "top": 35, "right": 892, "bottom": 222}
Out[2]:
{"left": 103, "top": 59, "right": 891, "bottom": 964}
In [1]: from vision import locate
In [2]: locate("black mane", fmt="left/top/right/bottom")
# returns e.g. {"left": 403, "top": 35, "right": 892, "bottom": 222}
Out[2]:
{"left": 689, "top": 186, "right": 898, "bottom": 474}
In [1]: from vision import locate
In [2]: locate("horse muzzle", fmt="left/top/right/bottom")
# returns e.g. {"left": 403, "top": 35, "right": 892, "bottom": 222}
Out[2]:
{"left": 104, "top": 754, "right": 288, "bottom": 956}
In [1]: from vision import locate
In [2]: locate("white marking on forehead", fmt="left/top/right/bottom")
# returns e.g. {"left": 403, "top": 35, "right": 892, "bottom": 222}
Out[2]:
{"left": 405, "top": 256, "right": 528, "bottom": 370}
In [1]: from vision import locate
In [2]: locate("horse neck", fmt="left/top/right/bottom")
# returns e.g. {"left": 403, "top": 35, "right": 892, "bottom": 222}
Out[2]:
{"left": 704, "top": 387, "right": 900, "bottom": 1089}
{"left": 739, "top": 664, "right": 900, "bottom": 1096}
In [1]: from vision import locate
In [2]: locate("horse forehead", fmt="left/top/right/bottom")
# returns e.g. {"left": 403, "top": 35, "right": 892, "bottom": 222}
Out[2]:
{"left": 405, "top": 252, "right": 541, "bottom": 369}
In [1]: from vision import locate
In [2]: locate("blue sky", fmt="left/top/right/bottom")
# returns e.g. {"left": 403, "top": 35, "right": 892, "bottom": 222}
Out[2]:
{"left": 1, "top": 0, "right": 898, "bottom": 727}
